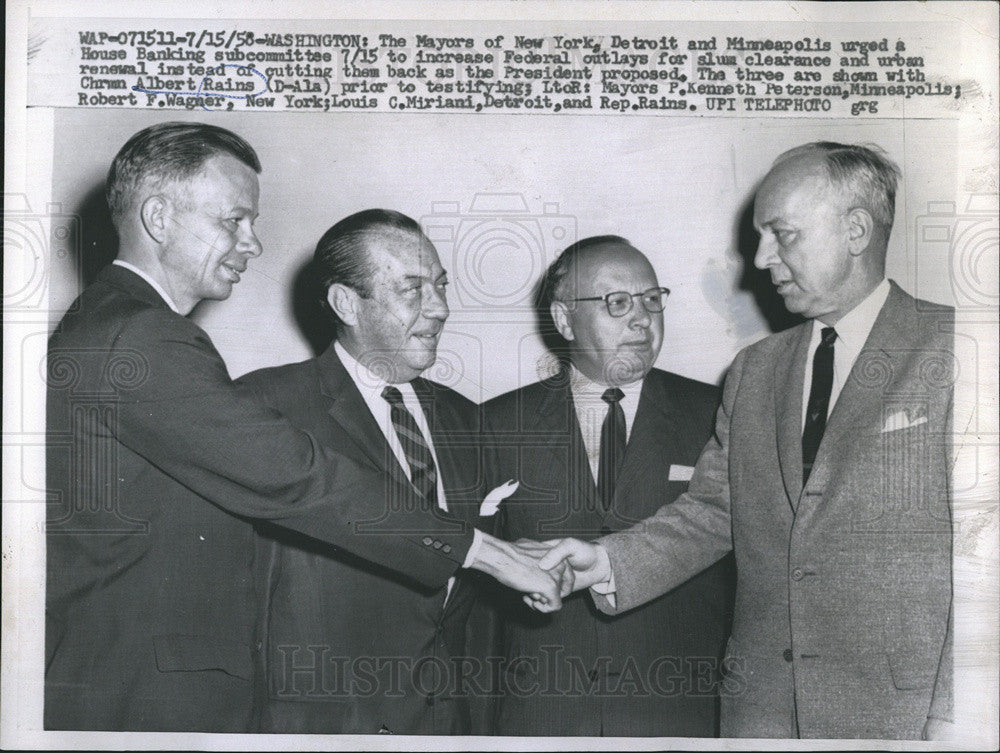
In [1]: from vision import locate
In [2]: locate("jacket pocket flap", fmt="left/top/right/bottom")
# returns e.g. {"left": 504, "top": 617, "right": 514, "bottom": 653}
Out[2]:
{"left": 154, "top": 634, "right": 252, "bottom": 680}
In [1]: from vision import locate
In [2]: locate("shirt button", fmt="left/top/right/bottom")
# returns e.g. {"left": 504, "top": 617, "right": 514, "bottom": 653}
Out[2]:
{"left": 783, "top": 649, "right": 794, "bottom": 662}
{"left": 791, "top": 568, "right": 804, "bottom": 581}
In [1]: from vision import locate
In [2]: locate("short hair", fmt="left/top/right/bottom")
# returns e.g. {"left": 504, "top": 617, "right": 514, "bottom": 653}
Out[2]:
{"left": 542, "top": 234, "right": 635, "bottom": 304}
{"left": 106, "top": 121, "right": 261, "bottom": 227}
{"left": 774, "top": 141, "right": 901, "bottom": 233}
{"left": 313, "top": 208, "right": 424, "bottom": 322}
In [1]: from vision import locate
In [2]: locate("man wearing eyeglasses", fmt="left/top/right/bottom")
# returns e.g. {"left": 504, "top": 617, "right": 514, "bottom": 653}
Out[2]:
{"left": 480, "top": 236, "right": 735, "bottom": 736}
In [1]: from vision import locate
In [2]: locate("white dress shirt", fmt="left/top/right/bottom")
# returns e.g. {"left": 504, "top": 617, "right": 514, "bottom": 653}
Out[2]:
{"left": 334, "top": 342, "right": 482, "bottom": 591}
{"left": 568, "top": 364, "right": 645, "bottom": 485}
{"left": 801, "top": 279, "right": 891, "bottom": 429}
{"left": 112, "top": 259, "right": 180, "bottom": 313}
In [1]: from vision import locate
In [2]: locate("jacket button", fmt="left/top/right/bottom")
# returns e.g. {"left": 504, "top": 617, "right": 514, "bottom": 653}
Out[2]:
{"left": 442, "top": 544, "right": 452, "bottom": 553}
{"left": 433, "top": 540, "right": 442, "bottom": 549}
{"left": 791, "top": 567, "right": 804, "bottom": 581}
{"left": 783, "top": 649, "right": 794, "bottom": 662}
{"left": 422, "top": 537, "right": 433, "bottom": 546}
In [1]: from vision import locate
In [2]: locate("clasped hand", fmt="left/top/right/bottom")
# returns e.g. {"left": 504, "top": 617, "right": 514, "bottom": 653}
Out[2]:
{"left": 471, "top": 533, "right": 610, "bottom": 612}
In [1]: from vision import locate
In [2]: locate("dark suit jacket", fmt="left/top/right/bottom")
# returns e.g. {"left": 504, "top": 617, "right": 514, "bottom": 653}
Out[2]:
{"left": 45, "top": 265, "right": 474, "bottom": 731}
{"left": 240, "top": 346, "right": 493, "bottom": 734}
{"left": 482, "top": 367, "right": 734, "bottom": 736}
{"left": 598, "top": 282, "right": 954, "bottom": 739}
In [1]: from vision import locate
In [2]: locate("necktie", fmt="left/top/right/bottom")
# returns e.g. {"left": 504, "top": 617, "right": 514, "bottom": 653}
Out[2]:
{"left": 802, "top": 326, "right": 837, "bottom": 485}
{"left": 598, "top": 387, "right": 626, "bottom": 511}
{"left": 381, "top": 385, "right": 437, "bottom": 505}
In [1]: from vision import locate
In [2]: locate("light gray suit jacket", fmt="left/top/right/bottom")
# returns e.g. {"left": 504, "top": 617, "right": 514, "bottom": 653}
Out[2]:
{"left": 596, "top": 281, "right": 953, "bottom": 739}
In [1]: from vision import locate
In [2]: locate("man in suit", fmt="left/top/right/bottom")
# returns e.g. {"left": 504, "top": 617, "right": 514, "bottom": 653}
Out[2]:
{"left": 240, "top": 209, "right": 504, "bottom": 734}
{"left": 45, "top": 122, "right": 560, "bottom": 732}
{"left": 537, "top": 143, "right": 954, "bottom": 740}
{"left": 483, "top": 236, "right": 734, "bottom": 736}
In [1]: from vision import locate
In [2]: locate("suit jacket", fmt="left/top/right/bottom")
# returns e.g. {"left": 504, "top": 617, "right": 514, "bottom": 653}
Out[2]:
{"left": 45, "top": 265, "right": 474, "bottom": 731}
{"left": 483, "top": 367, "right": 734, "bottom": 736}
{"left": 597, "top": 281, "right": 954, "bottom": 739}
{"left": 239, "top": 347, "right": 493, "bottom": 734}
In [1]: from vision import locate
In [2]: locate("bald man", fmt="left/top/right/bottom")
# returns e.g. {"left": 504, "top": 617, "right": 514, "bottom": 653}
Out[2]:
{"left": 482, "top": 236, "right": 734, "bottom": 736}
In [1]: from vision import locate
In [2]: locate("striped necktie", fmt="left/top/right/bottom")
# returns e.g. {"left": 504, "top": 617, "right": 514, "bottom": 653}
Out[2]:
{"left": 382, "top": 385, "right": 438, "bottom": 504}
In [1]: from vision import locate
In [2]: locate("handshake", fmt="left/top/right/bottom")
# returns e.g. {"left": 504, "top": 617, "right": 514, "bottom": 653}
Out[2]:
{"left": 469, "top": 532, "right": 613, "bottom": 613}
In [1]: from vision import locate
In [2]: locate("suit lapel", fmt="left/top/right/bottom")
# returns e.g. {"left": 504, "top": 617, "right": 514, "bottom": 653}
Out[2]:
{"left": 613, "top": 373, "right": 680, "bottom": 512}
{"left": 411, "top": 378, "right": 466, "bottom": 523}
{"left": 809, "top": 284, "right": 910, "bottom": 484}
{"left": 776, "top": 323, "right": 812, "bottom": 509}
{"left": 526, "top": 375, "right": 601, "bottom": 527}
{"left": 317, "top": 347, "right": 409, "bottom": 489}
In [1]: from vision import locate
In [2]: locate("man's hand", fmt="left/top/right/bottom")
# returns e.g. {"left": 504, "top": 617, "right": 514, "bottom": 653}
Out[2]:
{"left": 536, "top": 538, "right": 612, "bottom": 594}
{"left": 467, "top": 532, "right": 563, "bottom": 612}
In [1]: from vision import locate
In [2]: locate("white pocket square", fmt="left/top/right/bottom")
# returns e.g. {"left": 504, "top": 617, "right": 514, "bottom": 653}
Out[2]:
{"left": 881, "top": 411, "right": 928, "bottom": 433}
{"left": 668, "top": 464, "right": 695, "bottom": 482}
{"left": 480, "top": 480, "right": 519, "bottom": 517}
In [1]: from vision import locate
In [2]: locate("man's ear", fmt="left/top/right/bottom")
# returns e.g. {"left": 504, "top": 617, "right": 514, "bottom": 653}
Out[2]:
{"left": 845, "top": 206, "right": 875, "bottom": 257}
{"left": 550, "top": 300, "right": 575, "bottom": 341}
{"left": 328, "top": 283, "right": 361, "bottom": 327}
{"left": 139, "top": 195, "right": 170, "bottom": 244}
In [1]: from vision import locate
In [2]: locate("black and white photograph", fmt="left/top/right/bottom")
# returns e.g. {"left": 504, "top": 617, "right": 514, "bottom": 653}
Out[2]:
{"left": 3, "top": 1, "right": 998, "bottom": 749}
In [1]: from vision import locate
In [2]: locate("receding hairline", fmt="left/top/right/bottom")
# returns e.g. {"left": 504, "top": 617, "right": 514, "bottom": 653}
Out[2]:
{"left": 555, "top": 240, "right": 653, "bottom": 298}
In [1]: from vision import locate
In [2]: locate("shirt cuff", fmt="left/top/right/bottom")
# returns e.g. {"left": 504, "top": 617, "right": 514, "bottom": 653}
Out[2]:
{"left": 588, "top": 545, "right": 616, "bottom": 608}
{"left": 461, "top": 528, "right": 485, "bottom": 569}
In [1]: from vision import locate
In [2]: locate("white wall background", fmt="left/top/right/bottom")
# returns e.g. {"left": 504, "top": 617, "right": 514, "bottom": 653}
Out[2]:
{"left": 50, "top": 109, "right": 959, "bottom": 402}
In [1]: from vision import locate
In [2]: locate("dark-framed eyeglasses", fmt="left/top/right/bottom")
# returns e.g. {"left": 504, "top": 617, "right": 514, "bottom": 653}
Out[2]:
{"left": 561, "top": 287, "right": 670, "bottom": 317}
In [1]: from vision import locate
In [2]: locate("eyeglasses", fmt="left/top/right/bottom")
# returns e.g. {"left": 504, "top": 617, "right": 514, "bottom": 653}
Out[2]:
{"left": 561, "top": 287, "right": 671, "bottom": 318}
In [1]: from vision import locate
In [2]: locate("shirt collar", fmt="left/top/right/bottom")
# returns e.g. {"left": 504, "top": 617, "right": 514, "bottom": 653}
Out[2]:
{"left": 825, "top": 278, "right": 891, "bottom": 352}
{"left": 568, "top": 363, "right": 644, "bottom": 404}
{"left": 112, "top": 260, "right": 181, "bottom": 314}
{"left": 334, "top": 340, "right": 417, "bottom": 403}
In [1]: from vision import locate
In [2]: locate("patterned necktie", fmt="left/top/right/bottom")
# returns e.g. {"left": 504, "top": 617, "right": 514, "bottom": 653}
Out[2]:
{"left": 802, "top": 326, "right": 837, "bottom": 485}
{"left": 381, "top": 385, "right": 437, "bottom": 504}
{"left": 598, "top": 387, "right": 626, "bottom": 511}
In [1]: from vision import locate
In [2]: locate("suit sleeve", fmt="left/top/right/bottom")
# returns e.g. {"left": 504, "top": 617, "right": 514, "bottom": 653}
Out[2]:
{"left": 593, "top": 349, "right": 743, "bottom": 614}
{"left": 104, "top": 309, "right": 471, "bottom": 588}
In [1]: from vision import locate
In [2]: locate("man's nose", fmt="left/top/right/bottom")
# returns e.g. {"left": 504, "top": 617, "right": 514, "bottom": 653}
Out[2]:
{"left": 754, "top": 235, "right": 778, "bottom": 270}
{"left": 423, "top": 283, "right": 449, "bottom": 321}
{"left": 629, "top": 295, "right": 651, "bottom": 327}
{"left": 238, "top": 226, "right": 263, "bottom": 257}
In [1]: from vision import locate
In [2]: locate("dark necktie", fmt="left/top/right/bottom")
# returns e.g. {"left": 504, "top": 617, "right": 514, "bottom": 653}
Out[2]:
{"left": 802, "top": 326, "right": 837, "bottom": 485}
{"left": 381, "top": 385, "right": 438, "bottom": 504}
{"left": 598, "top": 387, "right": 626, "bottom": 511}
